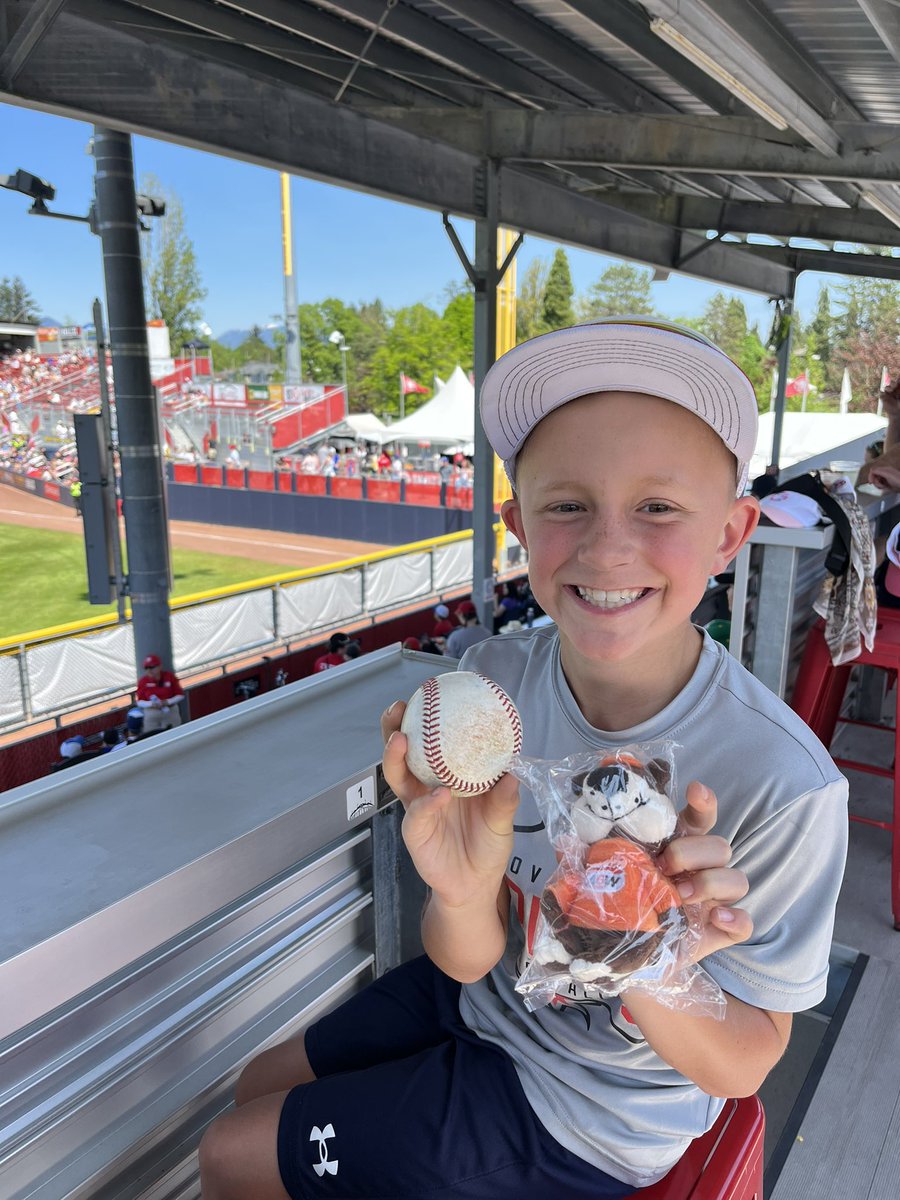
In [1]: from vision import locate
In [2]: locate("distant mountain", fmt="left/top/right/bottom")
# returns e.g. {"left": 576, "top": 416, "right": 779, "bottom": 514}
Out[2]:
{"left": 215, "top": 326, "right": 281, "bottom": 349}
{"left": 38, "top": 315, "right": 63, "bottom": 327}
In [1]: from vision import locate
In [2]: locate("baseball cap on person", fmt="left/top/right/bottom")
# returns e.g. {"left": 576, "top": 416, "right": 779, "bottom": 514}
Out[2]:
{"left": 885, "top": 522, "right": 900, "bottom": 597}
{"left": 126, "top": 707, "right": 145, "bottom": 731}
{"left": 434, "top": 603, "right": 450, "bottom": 619}
{"left": 759, "top": 490, "right": 823, "bottom": 529}
{"left": 457, "top": 600, "right": 477, "bottom": 619}
{"left": 479, "top": 318, "right": 758, "bottom": 496}
{"left": 60, "top": 735, "right": 85, "bottom": 759}
{"left": 143, "top": 653, "right": 162, "bottom": 669}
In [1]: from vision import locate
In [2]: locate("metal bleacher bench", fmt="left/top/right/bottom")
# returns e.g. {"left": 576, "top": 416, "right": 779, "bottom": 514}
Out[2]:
{"left": 0, "top": 646, "right": 761, "bottom": 1200}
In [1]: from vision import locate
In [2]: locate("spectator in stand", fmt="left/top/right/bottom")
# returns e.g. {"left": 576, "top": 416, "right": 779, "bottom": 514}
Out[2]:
{"left": 418, "top": 635, "right": 443, "bottom": 656}
{"left": 60, "top": 735, "right": 85, "bottom": 760}
{"left": 377, "top": 449, "right": 392, "bottom": 476}
{"left": 345, "top": 639, "right": 363, "bottom": 661}
{"left": 101, "top": 727, "right": 123, "bottom": 752}
{"left": 858, "top": 377, "right": 900, "bottom": 489}
{"left": 108, "top": 707, "right": 146, "bottom": 750}
{"left": 136, "top": 654, "right": 186, "bottom": 732}
{"left": 300, "top": 450, "right": 318, "bottom": 475}
{"left": 390, "top": 455, "right": 404, "bottom": 481}
{"left": 403, "top": 636, "right": 421, "bottom": 652}
{"left": 438, "top": 456, "right": 452, "bottom": 485}
{"left": 431, "top": 603, "right": 453, "bottom": 641}
{"left": 313, "top": 632, "right": 351, "bottom": 672}
{"left": 445, "top": 599, "right": 491, "bottom": 658}
{"left": 493, "top": 581, "right": 526, "bottom": 633}
{"left": 226, "top": 444, "right": 242, "bottom": 468}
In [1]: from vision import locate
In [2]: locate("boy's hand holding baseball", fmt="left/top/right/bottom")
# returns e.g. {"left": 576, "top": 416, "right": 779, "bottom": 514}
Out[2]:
{"left": 381, "top": 700, "right": 519, "bottom": 909}
{"left": 656, "top": 781, "right": 753, "bottom": 962}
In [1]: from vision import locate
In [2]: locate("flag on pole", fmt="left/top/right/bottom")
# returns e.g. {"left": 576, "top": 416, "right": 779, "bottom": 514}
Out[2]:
{"left": 840, "top": 368, "right": 851, "bottom": 415}
{"left": 784, "top": 372, "right": 808, "bottom": 397}
{"left": 400, "top": 373, "right": 429, "bottom": 395}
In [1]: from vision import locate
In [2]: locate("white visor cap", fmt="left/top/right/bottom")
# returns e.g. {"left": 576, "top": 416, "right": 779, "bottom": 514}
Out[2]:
{"left": 480, "top": 320, "right": 758, "bottom": 496}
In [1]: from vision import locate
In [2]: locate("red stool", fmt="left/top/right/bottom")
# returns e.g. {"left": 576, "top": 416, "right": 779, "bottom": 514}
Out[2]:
{"left": 632, "top": 1096, "right": 764, "bottom": 1199}
{"left": 791, "top": 616, "right": 900, "bottom": 929}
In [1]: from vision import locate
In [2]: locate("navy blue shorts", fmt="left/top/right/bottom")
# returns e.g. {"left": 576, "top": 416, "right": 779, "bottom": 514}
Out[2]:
{"left": 276, "top": 955, "right": 634, "bottom": 1200}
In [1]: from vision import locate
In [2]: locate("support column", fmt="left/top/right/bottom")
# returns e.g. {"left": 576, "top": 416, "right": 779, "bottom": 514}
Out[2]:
{"left": 471, "top": 163, "right": 500, "bottom": 628}
{"left": 281, "top": 173, "right": 302, "bottom": 386}
{"left": 92, "top": 126, "right": 173, "bottom": 671}
{"left": 770, "top": 283, "right": 796, "bottom": 474}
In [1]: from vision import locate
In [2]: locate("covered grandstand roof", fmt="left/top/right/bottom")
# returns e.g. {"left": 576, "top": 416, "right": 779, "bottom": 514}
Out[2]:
{"left": 6, "top": 1, "right": 900, "bottom": 296}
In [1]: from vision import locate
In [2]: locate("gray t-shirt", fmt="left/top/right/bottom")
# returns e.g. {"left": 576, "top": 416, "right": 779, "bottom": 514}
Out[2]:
{"left": 458, "top": 626, "right": 848, "bottom": 1189}
{"left": 445, "top": 623, "right": 491, "bottom": 658}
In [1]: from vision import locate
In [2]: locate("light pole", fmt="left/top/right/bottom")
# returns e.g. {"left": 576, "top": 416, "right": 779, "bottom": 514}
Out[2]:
{"left": 328, "top": 329, "right": 350, "bottom": 409}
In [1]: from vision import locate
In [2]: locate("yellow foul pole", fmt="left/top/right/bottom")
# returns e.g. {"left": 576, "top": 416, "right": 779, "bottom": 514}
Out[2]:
{"left": 494, "top": 229, "right": 517, "bottom": 564}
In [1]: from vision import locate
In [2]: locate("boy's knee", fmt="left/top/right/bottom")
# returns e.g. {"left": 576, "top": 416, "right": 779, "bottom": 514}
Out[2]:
{"left": 234, "top": 1038, "right": 316, "bottom": 1107}
{"left": 198, "top": 1114, "right": 233, "bottom": 1188}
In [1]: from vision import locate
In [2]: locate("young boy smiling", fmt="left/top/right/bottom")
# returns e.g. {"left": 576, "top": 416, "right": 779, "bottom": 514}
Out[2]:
{"left": 199, "top": 321, "right": 848, "bottom": 1200}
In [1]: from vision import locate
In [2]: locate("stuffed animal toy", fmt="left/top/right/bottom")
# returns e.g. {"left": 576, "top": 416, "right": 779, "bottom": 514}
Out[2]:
{"left": 532, "top": 753, "right": 685, "bottom": 987}
{"left": 536, "top": 838, "right": 686, "bottom": 985}
{"left": 570, "top": 753, "right": 678, "bottom": 851}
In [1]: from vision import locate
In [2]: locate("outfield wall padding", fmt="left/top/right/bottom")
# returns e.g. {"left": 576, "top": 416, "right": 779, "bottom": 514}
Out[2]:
{"left": 164, "top": 481, "right": 472, "bottom": 544}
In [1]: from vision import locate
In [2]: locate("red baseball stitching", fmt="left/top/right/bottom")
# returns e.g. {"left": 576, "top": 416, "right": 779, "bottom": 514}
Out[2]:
{"left": 420, "top": 674, "right": 522, "bottom": 792}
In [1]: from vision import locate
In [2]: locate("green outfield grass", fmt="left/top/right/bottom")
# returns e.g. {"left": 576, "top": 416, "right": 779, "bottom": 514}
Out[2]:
{"left": 0, "top": 524, "right": 290, "bottom": 640}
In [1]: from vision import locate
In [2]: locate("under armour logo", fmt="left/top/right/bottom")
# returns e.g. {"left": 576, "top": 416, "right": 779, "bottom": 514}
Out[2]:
{"left": 310, "top": 1123, "right": 338, "bottom": 1177}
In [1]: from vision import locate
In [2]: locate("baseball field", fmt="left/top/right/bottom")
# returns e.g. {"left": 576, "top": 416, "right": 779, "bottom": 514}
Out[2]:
{"left": 0, "top": 485, "right": 389, "bottom": 641}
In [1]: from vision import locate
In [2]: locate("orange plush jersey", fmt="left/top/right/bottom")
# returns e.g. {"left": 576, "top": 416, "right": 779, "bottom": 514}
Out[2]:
{"left": 547, "top": 838, "right": 682, "bottom": 934}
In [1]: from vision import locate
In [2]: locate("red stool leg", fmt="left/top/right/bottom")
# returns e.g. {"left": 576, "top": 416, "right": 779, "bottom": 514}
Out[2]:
{"left": 790, "top": 621, "right": 834, "bottom": 728}
{"left": 813, "top": 663, "right": 853, "bottom": 749}
{"left": 893, "top": 683, "right": 900, "bottom": 930}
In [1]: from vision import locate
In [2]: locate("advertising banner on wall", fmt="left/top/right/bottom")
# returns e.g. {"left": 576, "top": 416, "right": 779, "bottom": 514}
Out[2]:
{"left": 211, "top": 383, "right": 248, "bottom": 407}
{"left": 283, "top": 384, "right": 325, "bottom": 406}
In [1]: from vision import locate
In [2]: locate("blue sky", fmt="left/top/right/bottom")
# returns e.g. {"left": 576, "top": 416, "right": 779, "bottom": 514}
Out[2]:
{"left": 2, "top": 100, "right": 836, "bottom": 339}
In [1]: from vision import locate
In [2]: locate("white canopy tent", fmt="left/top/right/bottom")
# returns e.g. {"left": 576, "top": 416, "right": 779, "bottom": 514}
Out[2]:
{"left": 751, "top": 411, "right": 886, "bottom": 482}
{"left": 377, "top": 365, "right": 474, "bottom": 450}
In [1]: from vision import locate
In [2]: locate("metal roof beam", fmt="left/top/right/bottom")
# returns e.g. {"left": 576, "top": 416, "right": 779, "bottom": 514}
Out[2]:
{"left": 598, "top": 192, "right": 900, "bottom": 246}
{"left": 560, "top": 0, "right": 749, "bottom": 116}
{"left": 142, "top": 0, "right": 483, "bottom": 106}
{"left": 432, "top": 0, "right": 674, "bottom": 114}
{"left": 647, "top": 0, "right": 859, "bottom": 122}
{"left": 311, "top": 0, "right": 586, "bottom": 108}
{"left": 0, "top": 0, "right": 66, "bottom": 89}
{"left": 3, "top": 4, "right": 793, "bottom": 297}
{"left": 374, "top": 109, "right": 900, "bottom": 181}
{"left": 68, "top": 0, "right": 435, "bottom": 107}
{"left": 858, "top": 1, "right": 900, "bottom": 66}
{"left": 743, "top": 243, "right": 900, "bottom": 282}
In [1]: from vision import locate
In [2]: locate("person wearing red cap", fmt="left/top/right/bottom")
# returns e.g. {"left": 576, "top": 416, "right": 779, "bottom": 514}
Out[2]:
{"left": 445, "top": 599, "right": 490, "bottom": 658}
{"left": 136, "top": 653, "right": 186, "bottom": 732}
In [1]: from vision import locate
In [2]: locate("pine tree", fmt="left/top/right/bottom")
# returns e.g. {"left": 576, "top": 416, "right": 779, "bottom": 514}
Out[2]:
{"left": 0, "top": 276, "right": 40, "bottom": 323}
{"left": 140, "top": 173, "right": 208, "bottom": 352}
{"left": 516, "top": 258, "right": 550, "bottom": 342}
{"left": 578, "top": 263, "right": 655, "bottom": 320}
{"left": 539, "top": 249, "right": 575, "bottom": 331}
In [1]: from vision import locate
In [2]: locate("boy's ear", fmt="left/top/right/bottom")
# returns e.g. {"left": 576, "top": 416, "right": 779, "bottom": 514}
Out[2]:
{"left": 501, "top": 497, "right": 527, "bottom": 549}
{"left": 711, "top": 495, "right": 759, "bottom": 573}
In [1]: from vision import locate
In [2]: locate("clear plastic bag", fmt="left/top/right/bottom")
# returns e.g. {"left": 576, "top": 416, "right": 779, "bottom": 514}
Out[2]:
{"left": 509, "top": 744, "right": 726, "bottom": 1019}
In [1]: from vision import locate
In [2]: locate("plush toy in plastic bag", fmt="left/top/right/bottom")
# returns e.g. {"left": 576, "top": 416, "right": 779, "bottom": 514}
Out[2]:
{"left": 510, "top": 745, "right": 726, "bottom": 1019}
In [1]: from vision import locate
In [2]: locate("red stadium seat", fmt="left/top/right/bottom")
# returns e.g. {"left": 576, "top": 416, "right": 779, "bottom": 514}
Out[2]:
{"left": 632, "top": 1096, "right": 765, "bottom": 1200}
{"left": 791, "top": 616, "right": 900, "bottom": 928}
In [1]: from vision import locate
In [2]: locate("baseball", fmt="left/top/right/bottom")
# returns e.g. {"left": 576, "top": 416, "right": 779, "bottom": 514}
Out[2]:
{"left": 401, "top": 671, "right": 523, "bottom": 796}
